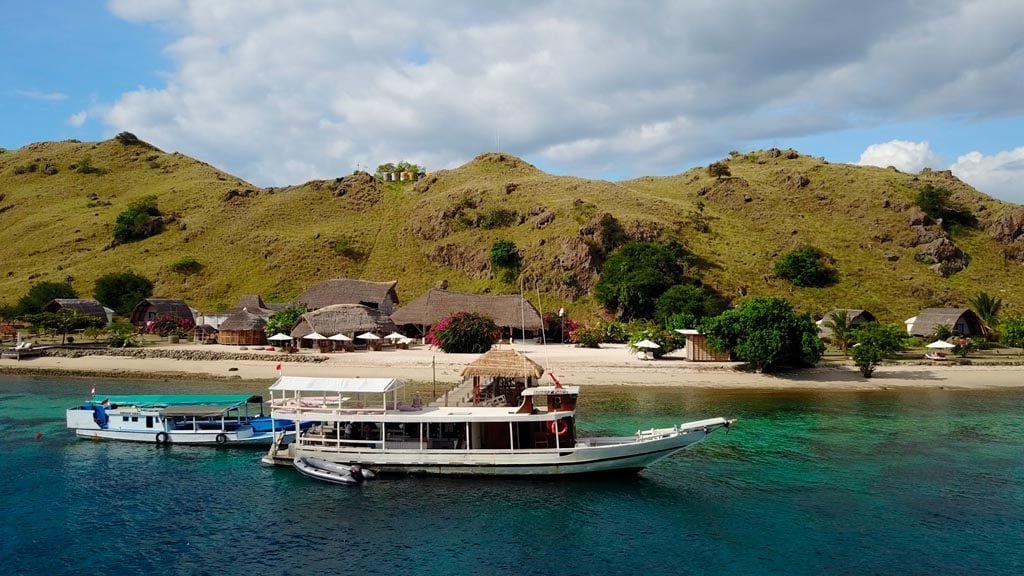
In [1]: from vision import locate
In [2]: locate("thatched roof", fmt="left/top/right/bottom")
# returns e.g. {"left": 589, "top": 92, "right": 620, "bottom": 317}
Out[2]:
{"left": 391, "top": 289, "right": 544, "bottom": 330}
{"left": 194, "top": 324, "right": 219, "bottom": 335}
{"left": 817, "top": 309, "right": 876, "bottom": 337}
{"left": 908, "top": 308, "right": 984, "bottom": 337}
{"left": 296, "top": 278, "right": 398, "bottom": 310}
{"left": 223, "top": 295, "right": 275, "bottom": 318}
{"left": 290, "top": 304, "right": 398, "bottom": 339}
{"left": 219, "top": 308, "right": 267, "bottom": 332}
{"left": 44, "top": 298, "right": 109, "bottom": 321}
{"left": 461, "top": 347, "right": 545, "bottom": 379}
{"left": 130, "top": 298, "right": 194, "bottom": 324}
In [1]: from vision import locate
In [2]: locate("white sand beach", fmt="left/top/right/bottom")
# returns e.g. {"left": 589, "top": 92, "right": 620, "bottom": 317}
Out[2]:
{"left": 2, "top": 342, "right": 1023, "bottom": 390}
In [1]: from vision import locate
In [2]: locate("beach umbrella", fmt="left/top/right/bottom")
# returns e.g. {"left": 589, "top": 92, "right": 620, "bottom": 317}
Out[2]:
{"left": 357, "top": 332, "right": 381, "bottom": 340}
{"left": 328, "top": 333, "right": 352, "bottom": 341}
{"left": 926, "top": 340, "right": 955, "bottom": 349}
{"left": 304, "top": 332, "right": 327, "bottom": 340}
{"left": 383, "top": 332, "right": 405, "bottom": 341}
{"left": 267, "top": 333, "right": 293, "bottom": 342}
{"left": 634, "top": 339, "right": 660, "bottom": 349}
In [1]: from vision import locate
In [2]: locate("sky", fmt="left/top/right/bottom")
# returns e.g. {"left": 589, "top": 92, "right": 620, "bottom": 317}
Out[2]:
{"left": 2, "top": 0, "right": 1023, "bottom": 203}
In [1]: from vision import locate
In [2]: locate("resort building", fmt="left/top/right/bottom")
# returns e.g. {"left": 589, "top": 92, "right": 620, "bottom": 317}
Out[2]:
{"left": 816, "top": 309, "right": 877, "bottom": 339}
{"left": 217, "top": 308, "right": 268, "bottom": 346}
{"left": 129, "top": 298, "right": 195, "bottom": 327}
{"left": 390, "top": 288, "right": 544, "bottom": 339}
{"left": 43, "top": 298, "right": 113, "bottom": 324}
{"left": 674, "top": 329, "right": 732, "bottom": 362}
{"left": 905, "top": 308, "right": 984, "bottom": 337}
{"left": 296, "top": 278, "right": 399, "bottom": 314}
{"left": 290, "top": 304, "right": 398, "bottom": 350}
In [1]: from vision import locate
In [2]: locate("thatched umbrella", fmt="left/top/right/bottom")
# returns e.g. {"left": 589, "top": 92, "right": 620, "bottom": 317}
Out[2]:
{"left": 461, "top": 348, "right": 545, "bottom": 405}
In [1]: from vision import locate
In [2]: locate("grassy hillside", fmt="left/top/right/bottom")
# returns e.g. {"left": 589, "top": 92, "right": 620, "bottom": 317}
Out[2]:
{"left": 1, "top": 139, "right": 1022, "bottom": 324}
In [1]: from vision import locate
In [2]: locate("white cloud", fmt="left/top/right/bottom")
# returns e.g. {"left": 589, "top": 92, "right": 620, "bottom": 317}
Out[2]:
{"left": 950, "top": 148, "right": 1024, "bottom": 203}
{"left": 16, "top": 90, "right": 67, "bottom": 101}
{"left": 857, "top": 140, "right": 943, "bottom": 173}
{"left": 68, "top": 111, "right": 88, "bottom": 127}
{"left": 101, "top": 1, "right": 1024, "bottom": 186}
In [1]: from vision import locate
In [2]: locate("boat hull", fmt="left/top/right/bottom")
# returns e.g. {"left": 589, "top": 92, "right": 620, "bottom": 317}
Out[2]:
{"left": 288, "top": 428, "right": 712, "bottom": 476}
{"left": 73, "top": 428, "right": 285, "bottom": 445}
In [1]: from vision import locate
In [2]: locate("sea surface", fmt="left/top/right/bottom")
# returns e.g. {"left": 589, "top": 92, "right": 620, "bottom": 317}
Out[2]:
{"left": 2, "top": 375, "right": 1023, "bottom": 576}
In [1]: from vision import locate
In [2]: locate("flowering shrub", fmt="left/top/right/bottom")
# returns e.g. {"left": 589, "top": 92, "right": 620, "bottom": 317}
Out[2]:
{"left": 543, "top": 313, "right": 579, "bottom": 343}
{"left": 424, "top": 316, "right": 452, "bottom": 348}
{"left": 570, "top": 325, "right": 602, "bottom": 348}
{"left": 146, "top": 314, "right": 194, "bottom": 337}
{"left": 426, "top": 312, "right": 500, "bottom": 353}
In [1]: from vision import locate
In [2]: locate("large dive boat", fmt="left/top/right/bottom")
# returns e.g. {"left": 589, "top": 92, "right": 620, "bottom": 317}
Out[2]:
{"left": 262, "top": 375, "right": 734, "bottom": 476}
{"left": 67, "top": 394, "right": 305, "bottom": 445}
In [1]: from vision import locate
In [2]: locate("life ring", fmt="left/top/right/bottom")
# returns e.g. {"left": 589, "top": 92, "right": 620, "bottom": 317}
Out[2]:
{"left": 216, "top": 433, "right": 228, "bottom": 445}
{"left": 547, "top": 419, "right": 568, "bottom": 436}
{"left": 155, "top": 432, "right": 169, "bottom": 445}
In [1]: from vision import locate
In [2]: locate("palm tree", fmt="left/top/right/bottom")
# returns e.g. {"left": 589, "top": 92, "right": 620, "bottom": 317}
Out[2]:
{"left": 970, "top": 291, "right": 1003, "bottom": 338}
{"left": 823, "top": 311, "right": 854, "bottom": 355}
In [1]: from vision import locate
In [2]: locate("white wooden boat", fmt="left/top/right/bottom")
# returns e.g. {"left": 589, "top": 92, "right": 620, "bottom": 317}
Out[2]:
{"left": 66, "top": 394, "right": 302, "bottom": 445}
{"left": 263, "top": 376, "right": 734, "bottom": 476}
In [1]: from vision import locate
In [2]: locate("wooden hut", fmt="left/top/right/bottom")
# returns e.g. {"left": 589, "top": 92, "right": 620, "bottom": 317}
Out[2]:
{"left": 296, "top": 278, "right": 399, "bottom": 314}
{"left": 817, "top": 309, "right": 876, "bottom": 339}
{"left": 675, "top": 329, "right": 731, "bottom": 362}
{"left": 391, "top": 288, "right": 544, "bottom": 338}
{"left": 905, "top": 308, "right": 984, "bottom": 337}
{"left": 193, "top": 324, "right": 218, "bottom": 344}
{"left": 290, "top": 304, "right": 398, "bottom": 350}
{"left": 44, "top": 299, "right": 111, "bottom": 324}
{"left": 460, "top": 347, "right": 545, "bottom": 407}
{"left": 217, "top": 308, "right": 268, "bottom": 346}
{"left": 130, "top": 298, "right": 194, "bottom": 327}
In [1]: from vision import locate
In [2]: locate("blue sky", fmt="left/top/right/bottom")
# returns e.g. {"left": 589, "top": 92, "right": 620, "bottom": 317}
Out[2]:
{"left": 2, "top": 1, "right": 1023, "bottom": 202}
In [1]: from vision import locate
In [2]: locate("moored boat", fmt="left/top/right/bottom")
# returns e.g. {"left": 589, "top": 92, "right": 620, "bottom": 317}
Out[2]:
{"left": 263, "top": 376, "right": 734, "bottom": 477}
{"left": 66, "top": 394, "right": 308, "bottom": 445}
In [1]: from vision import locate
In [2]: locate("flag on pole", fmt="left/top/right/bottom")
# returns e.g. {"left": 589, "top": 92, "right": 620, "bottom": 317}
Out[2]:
{"left": 558, "top": 307, "right": 565, "bottom": 317}
{"left": 275, "top": 363, "right": 282, "bottom": 376}
{"left": 101, "top": 398, "right": 109, "bottom": 406}
{"left": 90, "top": 386, "right": 96, "bottom": 395}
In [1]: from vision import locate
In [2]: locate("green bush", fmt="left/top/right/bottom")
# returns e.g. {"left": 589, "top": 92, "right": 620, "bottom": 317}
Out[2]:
{"left": 265, "top": 305, "right": 307, "bottom": 338}
{"left": 627, "top": 323, "right": 684, "bottom": 359}
{"left": 480, "top": 208, "right": 518, "bottom": 229}
{"left": 570, "top": 325, "right": 603, "bottom": 348}
{"left": 107, "top": 322, "right": 138, "bottom": 347}
{"left": 1000, "top": 316, "right": 1024, "bottom": 349}
{"left": 707, "top": 161, "right": 730, "bottom": 178}
{"left": 427, "top": 312, "right": 501, "bottom": 354}
{"left": 654, "top": 283, "right": 721, "bottom": 326}
{"left": 913, "top": 185, "right": 975, "bottom": 230}
{"left": 93, "top": 271, "right": 153, "bottom": 316}
{"left": 169, "top": 257, "right": 202, "bottom": 274}
{"left": 76, "top": 155, "right": 99, "bottom": 174}
{"left": 599, "top": 321, "right": 628, "bottom": 343}
{"left": 701, "top": 297, "right": 823, "bottom": 372}
{"left": 773, "top": 246, "right": 837, "bottom": 288}
{"left": 113, "top": 195, "right": 163, "bottom": 244}
{"left": 850, "top": 323, "right": 907, "bottom": 377}
{"left": 16, "top": 281, "right": 77, "bottom": 316}
{"left": 489, "top": 240, "right": 521, "bottom": 282}
{"left": 594, "top": 241, "right": 689, "bottom": 320}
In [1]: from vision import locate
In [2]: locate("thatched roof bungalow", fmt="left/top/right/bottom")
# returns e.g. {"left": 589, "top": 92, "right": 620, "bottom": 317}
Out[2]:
{"left": 193, "top": 324, "right": 218, "bottom": 344}
{"left": 391, "top": 289, "right": 544, "bottom": 335}
{"left": 290, "top": 304, "right": 398, "bottom": 349}
{"left": 460, "top": 347, "right": 545, "bottom": 407}
{"left": 296, "top": 279, "right": 398, "bottom": 314}
{"left": 816, "top": 309, "right": 876, "bottom": 339}
{"left": 905, "top": 308, "right": 984, "bottom": 337}
{"left": 217, "top": 308, "right": 268, "bottom": 346}
{"left": 44, "top": 299, "right": 112, "bottom": 323}
{"left": 130, "top": 298, "right": 195, "bottom": 327}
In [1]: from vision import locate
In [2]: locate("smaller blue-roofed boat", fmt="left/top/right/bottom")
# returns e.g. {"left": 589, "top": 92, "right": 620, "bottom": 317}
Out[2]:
{"left": 66, "top": 394, "right": 313, "bottom": 446}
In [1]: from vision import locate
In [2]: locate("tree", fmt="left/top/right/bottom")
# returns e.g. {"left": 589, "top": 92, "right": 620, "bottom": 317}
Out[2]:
{"left": 970, "top": 291, "right": 1003, "bottom": 338}
{"left": 264, "top": 305, "right": 307, "bottom": 338}
{"left": 94, "top": 272, "right": 153, "bottom": 316}
{"left": 822, "top": 311, "right": 855, "bottom": 355}
{"left": 700, "top": 297, "right": 823, "bottom": 372}
{"left": 106, "top": 322, "right": 138, "bottom": 347}
{"left": 932, "top": 323, "right": 953, "bottom": 341}
{"left": 627, "top": 323, "right": 685, "bottom": 359}
{"left": 773, "top": 246, "right": 837, "bottom": 288}
{"left": 426, "top": 312, "right": 501, "bottom": 353}
{"left": 113, "top": 195, "right": 163, "bottom": 244}
{"left": 850, "top": 323, "right": 906, "bottom": 377}
{"left": 594, "top": 242, "right": 689, "bottom": 320}
{"left": 25, "top": 310, "right": 105, "bottom": 344}
{"left": 707, "top": 161, "right": 731, "bottom": 179}
{"left": 1000, "top": 316, "right": 1024, "bottom": 352}
{"left": 913, "top": 184, "right": 975, "bottom": 230}
{"left": 489, "top": 240, "right": 521, "bottom": 282}
{"left": 653, "top": 283, "right": 721, "bottom": 327}
{"left": 16, "top": 281, "right": 77, "bottom": 316}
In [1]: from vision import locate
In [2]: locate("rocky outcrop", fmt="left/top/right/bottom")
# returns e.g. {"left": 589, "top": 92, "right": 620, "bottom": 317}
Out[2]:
{"left": 915, "top": 237, "right": 968, "bottom": 277}
{"left": 987, "top": 207, "right": 1024, "bottom": 244}
{"left": 426, "top": 243, "right": 489, "bottom": 278}
{"left": 547, "top": 236, "right": 600, "bottom": 299}
{"left": 332, "top": 171, "right": 382, "bottom": 208}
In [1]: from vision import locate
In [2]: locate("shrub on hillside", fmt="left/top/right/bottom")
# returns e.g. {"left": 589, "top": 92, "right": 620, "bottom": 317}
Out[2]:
{"left": 913, "top": 185, "right": 976, "bottom": 230}
{"left": 426, "top": 312, "right": 501, "bottom": 354}
{"left": 76, "top": 155, "right": 99, "bottom": 174}
{"left": 480, "top": 208, "right": 518, "bottom": 229}
{"left": 169, "top": 257, "right": 202, "bottom": 275}
{"left": 773, "top": 246, "right": 837, "bottom": 288}
{"left": 594, "top": 241, "right": 689, "bottom": 320}
{"left": 707, "top": 161, "right": 731, "bottom": 178}
{"left": 113, "top": 195, "right": 163, "bottom": 244}
{"left": 94, "top": 272, "right": 153, "bottom": 316}
{"left": 489, "top": 240, "right": 521, "bottom": 282}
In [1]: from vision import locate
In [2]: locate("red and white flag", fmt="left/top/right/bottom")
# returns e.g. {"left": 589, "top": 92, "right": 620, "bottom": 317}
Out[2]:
{"left": 557, "top": 307, "right": 565, "bottom": 317}
{"left": 101, "top": 398, "right": 109, "bottom": 406}
{"left": 275, "top": 363, "right": 282, "bottom": 376}
{"left": 90, "top": 386, "right": 96, "bottom": 395}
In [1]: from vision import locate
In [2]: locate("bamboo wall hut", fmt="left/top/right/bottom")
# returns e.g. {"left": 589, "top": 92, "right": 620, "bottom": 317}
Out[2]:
{"left": 290, "top": 304, "right": 398, "bottom": 350}
{"left": 193, "top": 324, "right": 218, "bottom": 344}
{"left": 130, "top": 298, "right": 195, "bottom": 327}
{"left": 816, "top": 309, "right": 876, "bottom": 339}
{"left": 460, "top": 347, "right": 545, "bottom": 406}
{"left": 295, "top": 278, "right": 399, "bottom": 313}
{"left": 676, "top": 329, "right": 732, "bottom": 362}
{"left": 905, "top": 308, "right": 984, "bottom": 337}
{"left": 217, "top": 308, "right": 268, "bottom": 346}
{"left": 44, "top": 299, "right": 112, "bottom": 323}
{"left": 391, "top": 288, "right": 544, "bottom": 337}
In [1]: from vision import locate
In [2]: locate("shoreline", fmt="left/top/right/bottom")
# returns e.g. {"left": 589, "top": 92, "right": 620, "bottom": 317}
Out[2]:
{"left": 3, "top": 343, "right": 1023, "bottom": 391}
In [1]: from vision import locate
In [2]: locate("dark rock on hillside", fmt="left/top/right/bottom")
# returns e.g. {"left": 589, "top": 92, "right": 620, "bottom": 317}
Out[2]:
{"left": 915, "top": 237, "right": 968, "bottom": 277}
{"left": 426, "top": 243, "right": 489, "bottom": 278}
{"left": 901, "top": 225, "right": 943, "bottom": 248}
{"left": 333, "top": 171, "right": 382, "bottom": 208}
{"left": 987, "top": 207, "right": 1024, "bottom": 243}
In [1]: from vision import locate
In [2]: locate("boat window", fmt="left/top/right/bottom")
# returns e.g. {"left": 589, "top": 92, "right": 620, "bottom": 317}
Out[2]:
{"left": 131, "top": 416, "right": 138, "bottom": 422}
{"left": 122, "top": 416, "right": 129, "bottom": 422}
{"left": 145, "top": 416, "right": 153, "bottom": 428}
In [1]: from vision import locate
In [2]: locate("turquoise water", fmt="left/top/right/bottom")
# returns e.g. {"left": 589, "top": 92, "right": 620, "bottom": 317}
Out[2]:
{"left": 3, "top": 376, "right": 1023, "bottom": 575}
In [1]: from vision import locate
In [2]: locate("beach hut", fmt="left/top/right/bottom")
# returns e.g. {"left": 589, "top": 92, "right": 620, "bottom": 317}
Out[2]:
{"left": 674, "top": 329, "right": 732, "bottom": 362}
{"left": 193, "top": 324, "right": 218, "bottom": 344}
{"left": 460, "top": 347, "right": 545, "bottom": 407}
{"left": 295, "top": 278, "right": 399, "bottom": 314}
{"left": 217, "top": 308, "right": 268, "bottom": 346}
{"left": 816, "top": 309, "right": 877, "bottom": 339}
{"left": 290, "top": 304, "right": 398, "bottom": 350}
{"left": 43, "top": 299, "right": 112, "bottom": 324}
{"left": 130, "top": 298, "right": 195, "bottom": 328}
{"left": 391, "top": 288, "right": 544, "bottom": 339}
{"left": 905, "top": 308, "right": 984, "bottom": 337}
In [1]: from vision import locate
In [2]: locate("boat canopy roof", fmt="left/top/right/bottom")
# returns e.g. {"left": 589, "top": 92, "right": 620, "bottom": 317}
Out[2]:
{"left": 159, "top": 405, "right": 244, "bottom": 418}
{"left": 94, "top": 394, "right": 260, "bottom": 407}
{"left": 270, "top": 376, "right": 402, "bottom": 394}
{"left": 520, "top": 386, "right": 580, "bottom": 396}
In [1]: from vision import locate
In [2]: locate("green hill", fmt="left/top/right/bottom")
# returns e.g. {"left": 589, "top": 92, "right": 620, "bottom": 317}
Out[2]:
{"left": 1, "top": 137, "right": 1022, "bottom": 324}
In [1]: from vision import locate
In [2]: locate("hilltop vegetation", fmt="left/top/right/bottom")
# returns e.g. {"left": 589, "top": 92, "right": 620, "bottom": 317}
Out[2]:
{"left": 1, "top": 137, "right": 1023, "bottom": 324}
